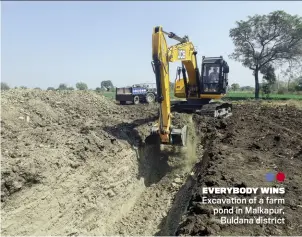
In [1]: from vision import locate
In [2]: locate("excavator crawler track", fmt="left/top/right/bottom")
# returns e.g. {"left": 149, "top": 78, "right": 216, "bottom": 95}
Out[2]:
{"left": 199, "top": 102, "right": 232, "bottom": 118}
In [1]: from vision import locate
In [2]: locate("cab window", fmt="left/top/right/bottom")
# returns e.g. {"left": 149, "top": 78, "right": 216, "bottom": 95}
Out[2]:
{"left": 202, "top": 64, "right": 220, "bottom": 92}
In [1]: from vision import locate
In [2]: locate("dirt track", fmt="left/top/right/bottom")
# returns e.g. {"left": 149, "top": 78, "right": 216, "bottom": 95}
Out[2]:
{"left": 1, "top": 89, "right": 302, "bottom": 236}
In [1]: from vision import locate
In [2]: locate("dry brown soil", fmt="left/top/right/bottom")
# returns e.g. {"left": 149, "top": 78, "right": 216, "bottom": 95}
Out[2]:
{"left": 176, "top": 102, "right": 302, "bottom": 236}
{"left": 1, "top": 89, "right": 301, "bottom": 236}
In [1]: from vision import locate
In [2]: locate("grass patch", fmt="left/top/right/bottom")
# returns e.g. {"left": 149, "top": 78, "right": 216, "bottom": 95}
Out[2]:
{"left": 226, "top": 92, "right": 302, "bottom": 100}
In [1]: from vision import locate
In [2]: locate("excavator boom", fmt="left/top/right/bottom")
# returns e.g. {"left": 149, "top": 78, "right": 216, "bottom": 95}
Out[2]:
{"left": 151, "top": 26, "right": 187, "bottom": 146}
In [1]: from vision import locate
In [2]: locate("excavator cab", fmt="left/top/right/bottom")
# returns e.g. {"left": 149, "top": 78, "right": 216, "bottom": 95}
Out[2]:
{"left": 200, "top": 57, "right": 229, "bottom": 95}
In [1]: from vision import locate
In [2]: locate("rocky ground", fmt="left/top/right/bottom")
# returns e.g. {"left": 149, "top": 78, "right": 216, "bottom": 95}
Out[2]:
{"left": 1, "top": 89, "right": 301, "bottom": 236}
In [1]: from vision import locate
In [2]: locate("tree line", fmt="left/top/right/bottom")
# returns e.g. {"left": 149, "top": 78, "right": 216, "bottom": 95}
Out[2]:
{"left": 229, "top": 75, "right": 302, "bottom": 94}
{"left": 1, "top": 80, "right": 115, "bottom": 92}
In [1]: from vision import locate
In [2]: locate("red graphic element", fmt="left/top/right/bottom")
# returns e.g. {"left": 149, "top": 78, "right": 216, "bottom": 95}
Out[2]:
{"left": 276, "top": 172, "right": 285, "bottom": 182}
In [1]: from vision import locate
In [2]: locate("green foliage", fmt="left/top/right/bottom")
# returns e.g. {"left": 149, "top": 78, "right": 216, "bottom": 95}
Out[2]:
{"left": 261, "top": 64, "right": 276, "bottom": 83}
{"left": 240, "top": 86, "right": 255, "bottom": 91}
{"left": 95, "top": 87, "right": 103, "bottom": 93}
{"left": 58, "top": 83, "right": 68, "bottom": 90}
{"left": 277, "top": 88, "right": 287, "bottom": 94}
{"left": 20, "top": 86, "right": 27, "bottom": 89}
{"left": 76, "top": 82, "right": 88, "bottom": 90}
{"left": 262, "top": 82, "right": 272, "bottom": 98}
{"left": 261, "top": 64, "right": 276, "bottom": 98}
{"left": 295, "top": 77, "right": 302, "bottom": 91}
{"left": 67, "top": 87, "right": 74, "bottom": 90}
{"left": 47, "top": 87, "right": 56, "bottom": 91}
{"left": 101, "top": 80, "right": 114, "bottom": 90}
{"left": 1, "top": 82, "right": 10, "bottom": 91}
{"left": 170, "top": 82, "right": 175, "bottom": 90}
{"left": 229, "top": 10, "right": 302, "bottom": 98}
{"left": 231, "top": 83, "right": 240, "bottom": 91}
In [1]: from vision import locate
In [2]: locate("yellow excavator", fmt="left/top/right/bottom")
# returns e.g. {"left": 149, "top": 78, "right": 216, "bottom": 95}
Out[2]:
{"left": 150, "top": 26, "right": 232, "bottom": 146}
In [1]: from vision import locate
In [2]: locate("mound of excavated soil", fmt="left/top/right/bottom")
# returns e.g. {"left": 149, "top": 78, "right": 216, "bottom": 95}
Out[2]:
{"left": 1, "top": 89, "right": 161, "bottom": 235}
{"left": 1, "top": 89, "right": 200, "bottom": 236}
{"left": 1, "top": 89, "right": 131, "bottom": 202}
{"left": 176, "top": 102, "right": 302, "bottom": 236}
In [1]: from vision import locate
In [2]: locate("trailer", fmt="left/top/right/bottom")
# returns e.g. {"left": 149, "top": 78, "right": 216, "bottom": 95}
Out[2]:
{"left": 116, "top": 83, "right": 157, "bottom": 105}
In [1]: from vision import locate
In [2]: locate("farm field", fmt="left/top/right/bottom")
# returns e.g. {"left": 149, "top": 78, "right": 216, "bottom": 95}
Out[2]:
{"left": 1, "top": 89, "right": 302, "bottom": 236}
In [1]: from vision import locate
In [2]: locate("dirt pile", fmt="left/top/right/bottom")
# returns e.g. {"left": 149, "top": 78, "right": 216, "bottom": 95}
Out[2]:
{"left": 1, "top": 89, "right": 160, "bottom": 235}
{"left": 1, "top": 89, "right": 199, "bottom": 236}
{"left": 1, "top": 89, "right": 129, "bottom": 202}
{"left": 176, "top": 102, "right": 302, "bottom": 236}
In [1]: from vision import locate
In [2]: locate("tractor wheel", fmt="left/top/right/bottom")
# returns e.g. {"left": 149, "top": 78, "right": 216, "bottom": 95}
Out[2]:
{"left": 146, "top": 93, "right": 155, "bottom": 104}
{"left": 133, "top": 96, "right": 140, "bottom": 105}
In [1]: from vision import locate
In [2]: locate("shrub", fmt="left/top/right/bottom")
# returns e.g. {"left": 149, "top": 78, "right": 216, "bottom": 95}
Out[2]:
{"left": 277, "top": 88, "right": 287, "bottom": 94}
{"left": 58, "top": 83, "right": 68, "bottom": 90}
{"left": 1, "top": 82, "right": 10, "bottom": 91}
{"left": 76, "top": 82, "right": 88, "bottom": 90}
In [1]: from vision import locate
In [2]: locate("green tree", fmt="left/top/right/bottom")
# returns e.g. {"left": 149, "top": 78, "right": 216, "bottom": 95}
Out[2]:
{"left": 241, "top": 86, "right": 254, "bottom": 91}
{"left": 261, "top": 64, "right": 276, "bottom": 84}
{"left": 47, "top": 87, "right": 56, "bottom": 91}
{"left": 231, "top": 83, "right": 240, "bottom": 91}
{"left": 67, "top": 87, "right": 74, "bottom": 90}
{"left": 261, "top": 65, "right": 276, "bottom": 98}
{"left": 295, "top": 77, "right": 302, "bottom": 91}
{"left": 101, "top": 80, "right": 114, "bottom": 90}
{"left": 76, "top": 82, "right": 88, "bottom": 90}
{"left": 262, "top": 82, "right": 272, "bottom": 98}
{"left": 1, "top": 82, "right": 10, "bottom": 91}
{"left": 281, "top": 60, "right": 302, "bottom": 91}
{"left": 229, "top": 10, "right": 302, "bottom": 99}
{"left": 95, "top": 87, "right": 102, "bottom": 93}
{"left": 58, "top": 83, "right": 68, "bottom": 90}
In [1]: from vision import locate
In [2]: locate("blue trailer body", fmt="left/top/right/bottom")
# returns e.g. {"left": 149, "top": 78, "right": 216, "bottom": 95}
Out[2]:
{"left": 116, "top": 84, "right": 157, "bottom": 105}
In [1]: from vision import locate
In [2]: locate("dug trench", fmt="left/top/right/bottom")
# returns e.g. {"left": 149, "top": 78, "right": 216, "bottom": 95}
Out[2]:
{"left": 0, "top": 89, "right": 211, "bottom": 235}
{"left": 102, "top": 111, "right": 206, "bottom": 235}
{"left": 155, "top": 113, "right": 224, "bottom": 236}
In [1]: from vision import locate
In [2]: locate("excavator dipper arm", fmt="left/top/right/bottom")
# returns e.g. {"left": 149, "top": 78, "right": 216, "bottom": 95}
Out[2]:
{"left": 151, "top": 26, "right": 171, "bottom": 144}
{"left": 151, "top": 26, "right": 194, "bottom": 146}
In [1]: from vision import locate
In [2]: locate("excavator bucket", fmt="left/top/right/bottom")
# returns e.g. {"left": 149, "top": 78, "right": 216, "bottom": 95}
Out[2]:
{"left": 159, "top": 125, "right": 188, "bottom": 154}
{"left": 170, "top": 125, "right": 188, "bottom": 146}
{"left": 146, "top": 125, "right": 188, "bottom": 147}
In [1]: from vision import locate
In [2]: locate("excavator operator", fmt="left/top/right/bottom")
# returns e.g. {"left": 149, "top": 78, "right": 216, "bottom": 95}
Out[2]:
{"left": 209, "top": 67, "right": 219, "bottom": 82}
{"left": 209, "top": 67, "right": 219, "bottom": 91}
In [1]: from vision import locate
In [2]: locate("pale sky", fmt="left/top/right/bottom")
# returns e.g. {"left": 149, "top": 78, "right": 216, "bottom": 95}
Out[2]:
{"left": 1, "top": 1, "right": 302, "bottom": 89}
